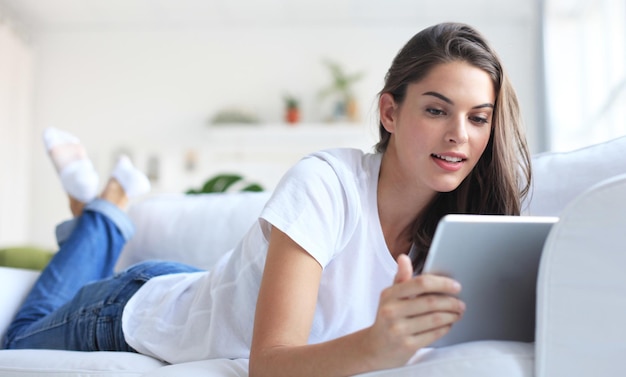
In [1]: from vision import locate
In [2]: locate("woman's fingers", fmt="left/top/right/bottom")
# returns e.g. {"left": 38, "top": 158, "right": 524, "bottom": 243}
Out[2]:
{"left": 405, "top": 293, "right": 464, "bottom": 318}
{"left": 379, "top": 291, "right": 465, "bottom": 325}
{"left": 393, "top": 306, "right": 462, "bottom": 335}
{"left": 372, "top": 257, "right": 465, "bottom": 354}
{"left": 387, "top": 273, "right": 462, "bottom": 302}
{"left": 368, "top": 272, "right": 466, "bottom": 368}
{"left": 380, "top": 271, "right": 465, "bottom": 337}
{"left": 394, "top": 254, "right": 414, "bottom": 284}
{"left": 403, "top": 323, "right": 455, "bottom": 350}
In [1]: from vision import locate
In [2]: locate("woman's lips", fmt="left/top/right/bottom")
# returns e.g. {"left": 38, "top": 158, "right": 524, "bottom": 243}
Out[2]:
{"left": 431, "top": 153, "right": 466, "bottom": 172}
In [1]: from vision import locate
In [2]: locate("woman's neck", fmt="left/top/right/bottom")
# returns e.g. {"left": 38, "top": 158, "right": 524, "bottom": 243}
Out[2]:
{"left": 377, "top": 152, "right": 436, "bottom": 260}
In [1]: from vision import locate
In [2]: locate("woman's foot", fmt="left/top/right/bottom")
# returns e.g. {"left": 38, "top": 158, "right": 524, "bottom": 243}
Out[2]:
{"left": 101, "top": 155, "right": 151, "bottom": 210}
{"left": 69, "top": 197, "right": 85, "bottom": 217}
{"left": 43, "top": 127, "right": 99, "bottom": 205}
{"left": 100, "top": 178, "right": 129, "bottom": 210}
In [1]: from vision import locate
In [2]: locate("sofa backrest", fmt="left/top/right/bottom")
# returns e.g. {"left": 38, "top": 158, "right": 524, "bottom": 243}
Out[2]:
{"left": 524, "top": 135, "right": 626, "bottom": 216}
{"left": 118, "top": 191, "right": 272, "bottom": 271}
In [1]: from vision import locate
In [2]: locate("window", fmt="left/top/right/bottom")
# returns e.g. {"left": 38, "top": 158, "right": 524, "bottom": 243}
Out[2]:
{"left": 544, "top": 0, "right": 626, "bottom": 151}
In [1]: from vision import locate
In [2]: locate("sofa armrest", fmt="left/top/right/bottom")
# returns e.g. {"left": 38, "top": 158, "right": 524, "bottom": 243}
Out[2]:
{"left": 536, "top": 173, "right": 626, "bottom": 376}
{"left": 0, "top": 266, "right": 39, "bottom": 346}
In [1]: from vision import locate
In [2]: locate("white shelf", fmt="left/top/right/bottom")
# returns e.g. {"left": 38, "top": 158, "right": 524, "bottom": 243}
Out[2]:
{"left": 149, "top": 122, "right": 378, "bottom": 193}
{"left": 205, "top": 121, "right": 374, "bottom": 137}
{"left": 203, "top": 122, "right": 377, "bottom": 152}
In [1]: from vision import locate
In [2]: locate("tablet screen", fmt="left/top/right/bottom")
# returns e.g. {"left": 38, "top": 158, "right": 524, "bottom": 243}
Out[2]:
{"left": 422, "top": 214, "right": 558, "bottom": 347}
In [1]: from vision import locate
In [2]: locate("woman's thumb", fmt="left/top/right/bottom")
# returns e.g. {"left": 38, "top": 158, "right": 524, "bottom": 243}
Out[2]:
{"left": 394, "top": 254, "right": 414, "bottom": 284}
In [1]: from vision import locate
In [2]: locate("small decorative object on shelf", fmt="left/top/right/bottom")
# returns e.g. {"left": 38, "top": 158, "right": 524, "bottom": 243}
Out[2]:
{"left": 318, "top": 59, "right": 364, "bottom": 123}
{"left": 209, "top": 108, "right": 260, "bottom": 126}
{"left": 184, "top": 149, "right": 198, "bottom": 172}
{"left": 283, "top": 94, "right": 300, "bottom": 125}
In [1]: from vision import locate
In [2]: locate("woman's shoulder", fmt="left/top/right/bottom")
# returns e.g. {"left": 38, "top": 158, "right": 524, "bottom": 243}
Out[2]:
{"left": 268, "top": 147, "right": 380, "bottom": 210}
{"left": 261, "top": 148, "right": 378, "bottom": 265}
{"left": 304, "top": 148, "right": 381, "bottom": 182}
{"left": 307, "top": 147, "right": 375, "bottom": 164}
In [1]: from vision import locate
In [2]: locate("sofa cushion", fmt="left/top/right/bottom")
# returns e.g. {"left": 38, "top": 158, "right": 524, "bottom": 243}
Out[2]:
{"left": 0, "top": 349, "right": 165, "bottom": 376}
{"left": 0, "top": 267, "right": 39, "bottom": 344}
{"left": 143, "top": 358, "right": 249, "bottom": 377}
{"left": 374, "top": 341, "right": 533, "bottom": 377}
{"left": 117, "top": 192, "right": 272, "bottom": 271}
{"left": 0, "top": 247, "right": 53, "bottom": 271}
{"left": 524, "top": 135, "right": 626, "bottom": 216}
{"left": 141, "top": 341, "right": 532, "bottom": 377}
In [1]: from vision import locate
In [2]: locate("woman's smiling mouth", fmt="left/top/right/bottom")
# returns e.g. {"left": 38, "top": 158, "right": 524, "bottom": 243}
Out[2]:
{"left": 431, "top": 153, "right": 466, "bottom": 163}
{"left": 431, "top": 153, "right": 467, "bottom": 172}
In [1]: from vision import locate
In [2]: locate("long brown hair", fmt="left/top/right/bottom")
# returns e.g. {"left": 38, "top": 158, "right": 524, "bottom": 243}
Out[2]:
{"left": 375, "top": 23, "right": 532, "bottom": 272}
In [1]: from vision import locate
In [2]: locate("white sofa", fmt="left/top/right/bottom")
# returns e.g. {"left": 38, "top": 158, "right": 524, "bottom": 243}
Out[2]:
{"left": 1, "top": 136, "right": 626, "bottom": 377}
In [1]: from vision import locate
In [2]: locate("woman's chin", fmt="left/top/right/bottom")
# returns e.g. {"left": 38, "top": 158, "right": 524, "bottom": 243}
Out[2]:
{"left": 432, "top": 179, "right": 465, "bottom": 193}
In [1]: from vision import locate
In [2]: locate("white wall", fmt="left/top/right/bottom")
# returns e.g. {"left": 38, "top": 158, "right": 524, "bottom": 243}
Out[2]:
{"left": 0, "top": 12, "right": 34, "bottom": 247}
{"left": 27, "top": 14, "right": 541, "bottom": 247}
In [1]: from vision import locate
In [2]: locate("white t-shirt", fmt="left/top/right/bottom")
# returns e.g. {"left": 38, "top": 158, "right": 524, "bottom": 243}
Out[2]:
{"left": 122, "top": 148, "right": 398, "bottom": 363}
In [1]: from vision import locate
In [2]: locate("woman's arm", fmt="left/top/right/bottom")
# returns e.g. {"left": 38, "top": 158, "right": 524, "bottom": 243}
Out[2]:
{"left": 249, "top": 227, "right": 465, "bottom": 377}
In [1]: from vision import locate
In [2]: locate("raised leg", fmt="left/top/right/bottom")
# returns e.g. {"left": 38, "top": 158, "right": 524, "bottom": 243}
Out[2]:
{"left": 43, "top": 127, "right": 99, "bottom": 207}
{"left": 4, "top": 129, "right": 151, "bottom": 350}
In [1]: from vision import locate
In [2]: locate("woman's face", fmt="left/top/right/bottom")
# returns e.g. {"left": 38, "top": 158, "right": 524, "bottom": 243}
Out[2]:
{"left": 380, "top": 61, "right": 494, "bottom": 195}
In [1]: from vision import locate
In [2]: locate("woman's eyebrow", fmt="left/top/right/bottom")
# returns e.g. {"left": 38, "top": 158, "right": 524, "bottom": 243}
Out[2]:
{"left": 423, "top": 91, "right": 494, "bottom": 109}
{"left": 423, "top": 91, "right": 453, "bottom": 104}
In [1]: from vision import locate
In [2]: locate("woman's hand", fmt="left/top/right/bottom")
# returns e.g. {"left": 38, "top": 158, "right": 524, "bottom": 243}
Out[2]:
{"left": 250, "top": 229, "right": 464, "bottom": 377}
{"left": 364, "top": 254, "right": 465, "bottom": 369}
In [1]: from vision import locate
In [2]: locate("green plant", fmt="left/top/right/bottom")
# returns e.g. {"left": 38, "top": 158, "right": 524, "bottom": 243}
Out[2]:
{"left": 186, "top": 173, "right": 264, "bottom": 194}
{"left": 209, "top": 108, "right": 260, "bottom": 125}
{"left": 284, "top": 94, "right": 299, "bottom": 110}
{"left": 318, "top": 59, "right": 364, "bottom": 101}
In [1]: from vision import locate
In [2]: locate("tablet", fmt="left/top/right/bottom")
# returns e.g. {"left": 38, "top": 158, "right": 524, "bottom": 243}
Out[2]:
{"left": 422, "top": 214, "right": 558, "bottom": 347}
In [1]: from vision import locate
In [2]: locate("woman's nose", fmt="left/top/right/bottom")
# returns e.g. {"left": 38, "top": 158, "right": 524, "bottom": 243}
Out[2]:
{"left": 446, "top": 116, "right": 469, "bottom": 144}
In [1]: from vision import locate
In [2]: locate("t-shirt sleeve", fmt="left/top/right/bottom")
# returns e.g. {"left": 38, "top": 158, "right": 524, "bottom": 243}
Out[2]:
{"left": 260, "top": 154, "right": 358, "bottom": 268}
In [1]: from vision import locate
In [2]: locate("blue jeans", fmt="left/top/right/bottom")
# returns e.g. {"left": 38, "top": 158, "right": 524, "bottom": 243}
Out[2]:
{"left": 3, "top": 199, "right": 201, "bottom": 351}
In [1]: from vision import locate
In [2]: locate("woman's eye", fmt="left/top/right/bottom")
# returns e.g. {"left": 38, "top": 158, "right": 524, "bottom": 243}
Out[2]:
{"left": 470, "top": 116, "right": 489, "bottom": 125}
{"left": 426, "top": 108, "right": 445, "bottom": 116}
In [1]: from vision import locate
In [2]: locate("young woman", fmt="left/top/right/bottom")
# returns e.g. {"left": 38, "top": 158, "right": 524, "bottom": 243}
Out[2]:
{"left": 5, "top": 22, "right": 531, "bottom": 377}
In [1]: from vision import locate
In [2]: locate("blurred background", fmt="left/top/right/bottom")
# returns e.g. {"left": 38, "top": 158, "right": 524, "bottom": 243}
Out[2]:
{"left": 0, "top": 0, "right": 624, "bottom": 249}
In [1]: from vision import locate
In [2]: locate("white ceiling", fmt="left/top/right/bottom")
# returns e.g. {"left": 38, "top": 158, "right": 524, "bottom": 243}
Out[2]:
{"left": 0, "top": 0, "right": 537, "bottom": 32}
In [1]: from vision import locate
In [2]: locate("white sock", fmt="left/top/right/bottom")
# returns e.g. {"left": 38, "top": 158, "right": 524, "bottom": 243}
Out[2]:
{"left": 43, "top": 127, "right": 99, "bottom": 203}
{"left": 111, "top": 155, "right": 151, "bottom": 198}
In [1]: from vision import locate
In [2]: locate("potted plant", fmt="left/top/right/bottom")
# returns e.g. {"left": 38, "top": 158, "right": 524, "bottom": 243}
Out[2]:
{"left": 284, "top": 94, "right": 300, "bottom": 125}
{"left": 318, "top": 59, "right": 364, "bottom": 122}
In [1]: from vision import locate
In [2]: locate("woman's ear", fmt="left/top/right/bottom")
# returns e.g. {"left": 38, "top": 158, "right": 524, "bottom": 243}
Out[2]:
{"left": 379, "top": 93, "right": 397, "bottom": 133}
